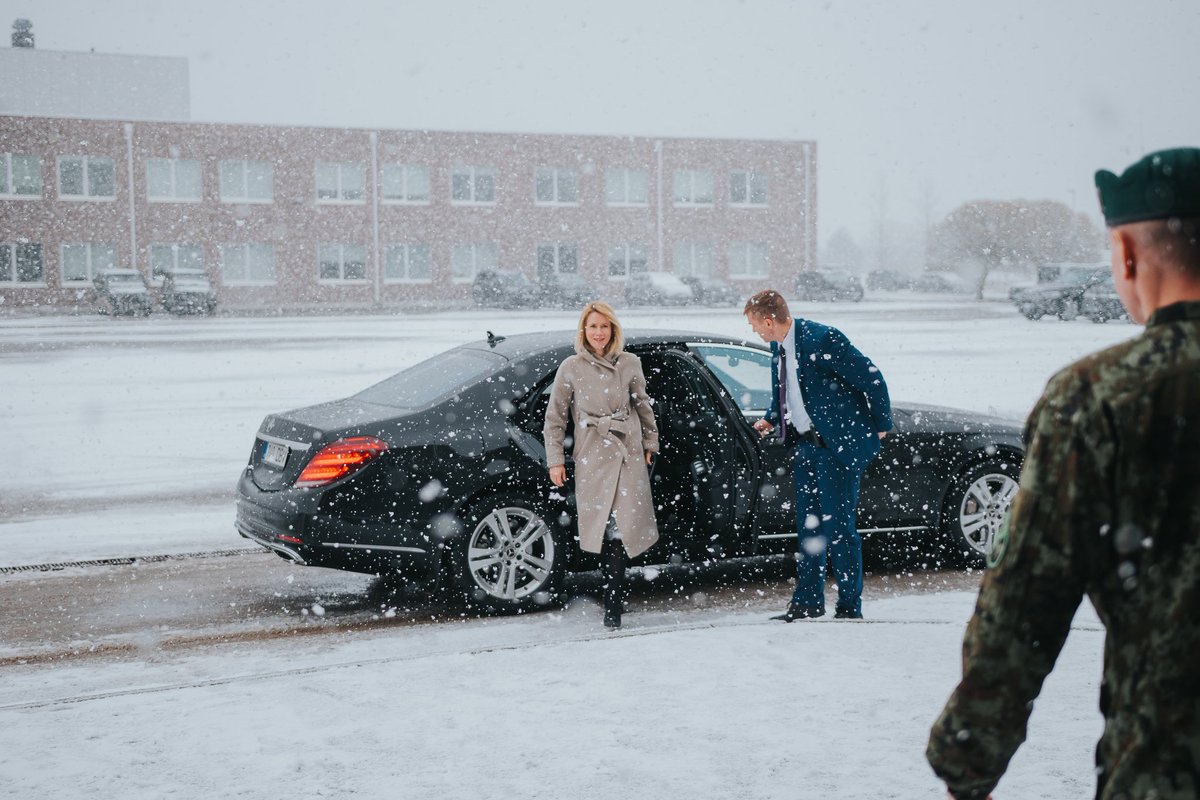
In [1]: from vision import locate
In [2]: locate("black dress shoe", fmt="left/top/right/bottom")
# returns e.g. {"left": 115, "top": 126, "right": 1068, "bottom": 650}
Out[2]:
{"left": 834, "top": 607, "right": 863, "bottom": 619}
{"left": 771, "top": 604, "right": 825, "bottom": 622}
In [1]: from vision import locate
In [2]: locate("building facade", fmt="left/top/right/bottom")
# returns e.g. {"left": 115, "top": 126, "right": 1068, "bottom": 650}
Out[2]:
{"left": 0, "top": 115, "right": 816, "bottom": 312}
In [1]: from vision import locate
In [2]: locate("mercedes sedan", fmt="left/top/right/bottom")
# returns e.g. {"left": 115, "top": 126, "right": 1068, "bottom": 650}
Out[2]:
{"left": 236, "top": 331, "right": 1023, "bottom": 611}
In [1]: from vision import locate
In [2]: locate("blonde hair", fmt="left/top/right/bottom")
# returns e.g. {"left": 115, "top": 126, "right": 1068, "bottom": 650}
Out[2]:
{"left": 575, "top": 300, "right": 624, "bottom": 357}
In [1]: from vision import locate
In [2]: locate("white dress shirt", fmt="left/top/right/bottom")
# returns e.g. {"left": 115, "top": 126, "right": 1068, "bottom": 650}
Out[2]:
{"left": 780, "top": 321, "right": 814, "bottom": 433}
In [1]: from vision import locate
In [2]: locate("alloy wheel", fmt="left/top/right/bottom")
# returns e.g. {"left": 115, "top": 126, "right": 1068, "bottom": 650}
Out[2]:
{"left": 465, "top": 506, "right": 557, "bottom": 601}
{"left": 958, "top": 472, "right": 1020, "bottom": 555}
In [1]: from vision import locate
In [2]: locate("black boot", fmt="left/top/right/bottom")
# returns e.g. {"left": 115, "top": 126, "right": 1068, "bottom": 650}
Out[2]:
{"left": 601, "top": 537, "right": 626, "bottom": 630}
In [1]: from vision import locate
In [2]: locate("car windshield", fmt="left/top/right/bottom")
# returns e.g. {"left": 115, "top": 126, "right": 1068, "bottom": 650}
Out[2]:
{"left": 689, "top": 343, "right": 773, "bottom": 417}
{"left": 355, "top": 348, "right": 506, "bottom": 409}
{"left": 106, "top": 273, "right": 143, "bottom": 284}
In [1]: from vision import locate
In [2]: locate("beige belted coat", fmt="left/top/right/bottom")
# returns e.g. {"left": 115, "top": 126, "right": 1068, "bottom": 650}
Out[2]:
{"left": 543, "top": 343, "right": 660, "bottom": 557}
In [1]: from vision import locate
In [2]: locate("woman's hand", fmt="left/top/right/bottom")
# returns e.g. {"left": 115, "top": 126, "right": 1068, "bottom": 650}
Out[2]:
{"left": 549, "top": 465, "right": 566, "bottom": 487}
{"left": 645, "top": 450, "right": 654, "bottom": 465}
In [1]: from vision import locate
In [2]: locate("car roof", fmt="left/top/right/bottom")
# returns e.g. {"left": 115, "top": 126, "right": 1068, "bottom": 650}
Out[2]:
{"left": 461, "top": 328, "right": 764, "bottom": 360}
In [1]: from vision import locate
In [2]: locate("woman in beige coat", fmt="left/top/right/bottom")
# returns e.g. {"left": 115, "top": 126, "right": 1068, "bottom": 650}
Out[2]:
{"left": 544, "top": 301, "right": 659, "bottom": 629}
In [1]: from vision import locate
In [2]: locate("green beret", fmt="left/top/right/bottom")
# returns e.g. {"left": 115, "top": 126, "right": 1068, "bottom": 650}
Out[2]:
{"left": 1095, "top": 148, "right": 1200, "bottom": 226}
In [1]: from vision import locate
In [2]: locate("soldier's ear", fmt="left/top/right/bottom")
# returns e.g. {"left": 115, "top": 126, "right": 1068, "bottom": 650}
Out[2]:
{"left": 1112, "top": 229, "right": 1138, "bottom": 280}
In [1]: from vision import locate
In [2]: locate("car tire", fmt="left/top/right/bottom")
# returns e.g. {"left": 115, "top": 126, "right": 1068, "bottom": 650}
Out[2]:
{"left": 940, "top": 459, "right": 1020, "bottom": 566}
{"left": 1057, "top": 299, "right": 1080, "bottom": 321}
{"left": 1018, "top": 302, "right": 1043, "bottom": 321}
{"left": 454, "top": 495, "right": 566, "bottom": 612}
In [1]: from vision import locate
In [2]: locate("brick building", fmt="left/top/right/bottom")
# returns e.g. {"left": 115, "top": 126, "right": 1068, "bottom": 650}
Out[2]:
{"left": 0, "top": 114, "right": 816, "bottom": 313}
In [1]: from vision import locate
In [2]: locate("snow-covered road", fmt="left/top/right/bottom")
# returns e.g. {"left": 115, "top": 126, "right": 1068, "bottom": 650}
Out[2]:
{"left": 0, "top": 296, "right": 1134, "bottom": 566}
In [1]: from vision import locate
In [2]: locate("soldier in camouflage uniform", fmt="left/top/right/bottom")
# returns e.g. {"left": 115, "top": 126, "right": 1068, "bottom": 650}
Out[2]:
{"left": 926, "top": 148, "right": 1200, "bottom": 799}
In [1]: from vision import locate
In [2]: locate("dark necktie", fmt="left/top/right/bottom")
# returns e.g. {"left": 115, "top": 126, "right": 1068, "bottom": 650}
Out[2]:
{"left": 777, "top": 345, "right": 788, "bottom": 443}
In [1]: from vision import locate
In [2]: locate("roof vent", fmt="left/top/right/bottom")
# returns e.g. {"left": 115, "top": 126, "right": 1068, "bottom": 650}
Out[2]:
{"left": 12, "top": 19, "right": 33, "bottom": 48}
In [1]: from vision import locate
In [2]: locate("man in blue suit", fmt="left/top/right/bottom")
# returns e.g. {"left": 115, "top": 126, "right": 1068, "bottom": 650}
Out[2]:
{"left": 744, "top": 289, "right": 893, "bottom": 620}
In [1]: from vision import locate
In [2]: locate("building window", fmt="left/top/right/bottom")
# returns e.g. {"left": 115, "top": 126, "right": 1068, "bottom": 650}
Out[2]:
{"left": 607, "top": 243, "right": 647, "bottom": 279}
{"left": 146, "top": 158, "right": 202, "bottom": 201}
{"left": 606, "top": 168, "right": 648, "bottom": 205}
{"left": 0, "top": 243, "right": 44, "bottom": 284}
{"left": 537, "top": 244, "right": 578, "bottom": 276}
{"left": 384, "top": 243, "right": 432, "bottom": 282}
{"left": 451, "top": 165, "right": 495, "bottom": 204}
{"left": 1, "top": 153, "right": 41, "bottom": 197}
{"left": 150, "top": 244, "right": 203, "bottom": 281}
{"left": 58, "top": 156, "right": 115, "bottom": 199}
{"left": 381, "top": 164, "right": 430, "bottom": 203}
{"left": 452, "top": 243, "right": 496, "bottom": 281}
{"left": 535, "top": 167, "right": 578, "bottom": 204}
{"left": 318, "top": 243, "right": 368, "bottom": 281}
{"left": 728, "top": 242, "right": 769, "bottom": 278}
{"left": 673, "top": 241, "right": 715, "bottom": 277}
{"left": 731, "top": 170, "right": 769, "bottom": 205}
{"left": 221, "top": 243, "right": 275, "bottom": 284}
{"left": 220, "top": 159, "right": 273, "bottom": 202}
{"left": 673, "top": 170, "right": 714, "bottom": 206}
{"left": 316, "top": 162, "right": 366, "bottom": 202}
{"left": 61, "top": 243, "right": 116, "bottom": 282}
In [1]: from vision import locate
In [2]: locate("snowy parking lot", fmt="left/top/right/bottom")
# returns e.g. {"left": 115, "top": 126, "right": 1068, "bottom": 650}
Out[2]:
{"left": 0, "top": 297, "right": 1132, "bottom": 798}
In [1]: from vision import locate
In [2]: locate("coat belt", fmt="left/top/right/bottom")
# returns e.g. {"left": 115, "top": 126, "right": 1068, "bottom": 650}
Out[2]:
{"left": 580, "top": 411, "right": 635, "bottom": 460}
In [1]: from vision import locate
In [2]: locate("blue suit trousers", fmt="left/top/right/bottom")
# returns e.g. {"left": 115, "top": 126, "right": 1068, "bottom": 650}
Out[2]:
{"left": 791, "top": 441, "right": 864, "bottom": 615}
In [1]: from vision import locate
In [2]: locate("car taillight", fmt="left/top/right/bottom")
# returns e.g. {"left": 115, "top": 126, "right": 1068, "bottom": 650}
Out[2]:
{"left": 294, "top": 436, "right": 389, "bottom": 488}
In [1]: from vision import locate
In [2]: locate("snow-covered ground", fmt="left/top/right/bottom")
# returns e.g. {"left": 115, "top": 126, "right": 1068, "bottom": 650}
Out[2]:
{"left": 0, "top": 297, "right": 1130, "bottom": 798}
{"left": 0, "top": 590, "right": 1105, "bottom": 799}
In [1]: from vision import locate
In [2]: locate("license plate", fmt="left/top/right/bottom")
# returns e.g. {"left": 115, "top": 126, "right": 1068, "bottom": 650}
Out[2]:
{"left": 263, "top": 441, "right": 289, "bottom": 469}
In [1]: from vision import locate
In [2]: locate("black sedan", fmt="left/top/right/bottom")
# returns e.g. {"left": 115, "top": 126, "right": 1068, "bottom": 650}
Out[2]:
{"left": 236, "top": 331, "right": 1023, "bottom": 611}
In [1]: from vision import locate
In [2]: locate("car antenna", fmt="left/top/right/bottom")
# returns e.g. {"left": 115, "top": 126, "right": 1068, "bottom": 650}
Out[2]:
{"left": 486, "top": 331, "right": 506, "bottom": 348}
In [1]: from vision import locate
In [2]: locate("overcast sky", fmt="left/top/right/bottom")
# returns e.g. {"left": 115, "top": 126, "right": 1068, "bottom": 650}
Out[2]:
{"left": 4, "top": 0, "right": 1198, "bottom": 251}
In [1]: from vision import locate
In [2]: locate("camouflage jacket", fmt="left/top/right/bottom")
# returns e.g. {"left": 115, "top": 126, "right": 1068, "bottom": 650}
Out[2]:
{"left": 927, "top": 300, "right": 1200, "bottom": 799}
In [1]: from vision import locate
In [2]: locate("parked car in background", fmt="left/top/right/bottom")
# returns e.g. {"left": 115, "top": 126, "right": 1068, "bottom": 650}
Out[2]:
{"left": 795, "top": 268, "right": 864, "bottom": 302}
{"left": 625, "top": 272, "right": 694, "bottom": 306}
{"left": 537, "top": 272, "right": 597, "bottom": 309}
{"left": 1080, "top": 272, "right": 1130, "bottom": 323}
{"left": 680, "top": 275, "right": 740, "bottom": 306}
{"left": 1009, "top": 267, "right": 1107, "bottom": 320}
{"left": 159, "top": 267, "right": 218, "bottom": 315}
{"left": 866, "top": 269, "right": 915, "bottom": 291}
{"left": 235, "top": 330, "right": 1024, "bottom": 612}
{"left": 472, "top": 269, "right": 538, "bottom": 309}
{"left": 93, "top": 268, "right": 152, "bottom": 316}
{"left": 911, "top": 272, "right": 973, "bottom": 294}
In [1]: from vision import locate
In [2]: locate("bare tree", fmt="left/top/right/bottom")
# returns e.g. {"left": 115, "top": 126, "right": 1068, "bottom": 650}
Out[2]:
{"left": 927, "top": 199, "right": 1104, "bottom": 299}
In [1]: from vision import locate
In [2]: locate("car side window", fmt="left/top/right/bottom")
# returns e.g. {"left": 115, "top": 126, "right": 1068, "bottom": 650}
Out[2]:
{"left": 689, "top": 344, "right": 773, "bottom": 419}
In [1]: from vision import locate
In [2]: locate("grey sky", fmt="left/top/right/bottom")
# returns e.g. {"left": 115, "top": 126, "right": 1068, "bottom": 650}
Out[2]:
{"left": 4, "top": 0, "right": 1198, "bottom": 253}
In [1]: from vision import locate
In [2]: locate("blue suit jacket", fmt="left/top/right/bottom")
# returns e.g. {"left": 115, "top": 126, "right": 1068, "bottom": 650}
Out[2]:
{"left": 766, "top": 319, "right": 893, "bottom": 474}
